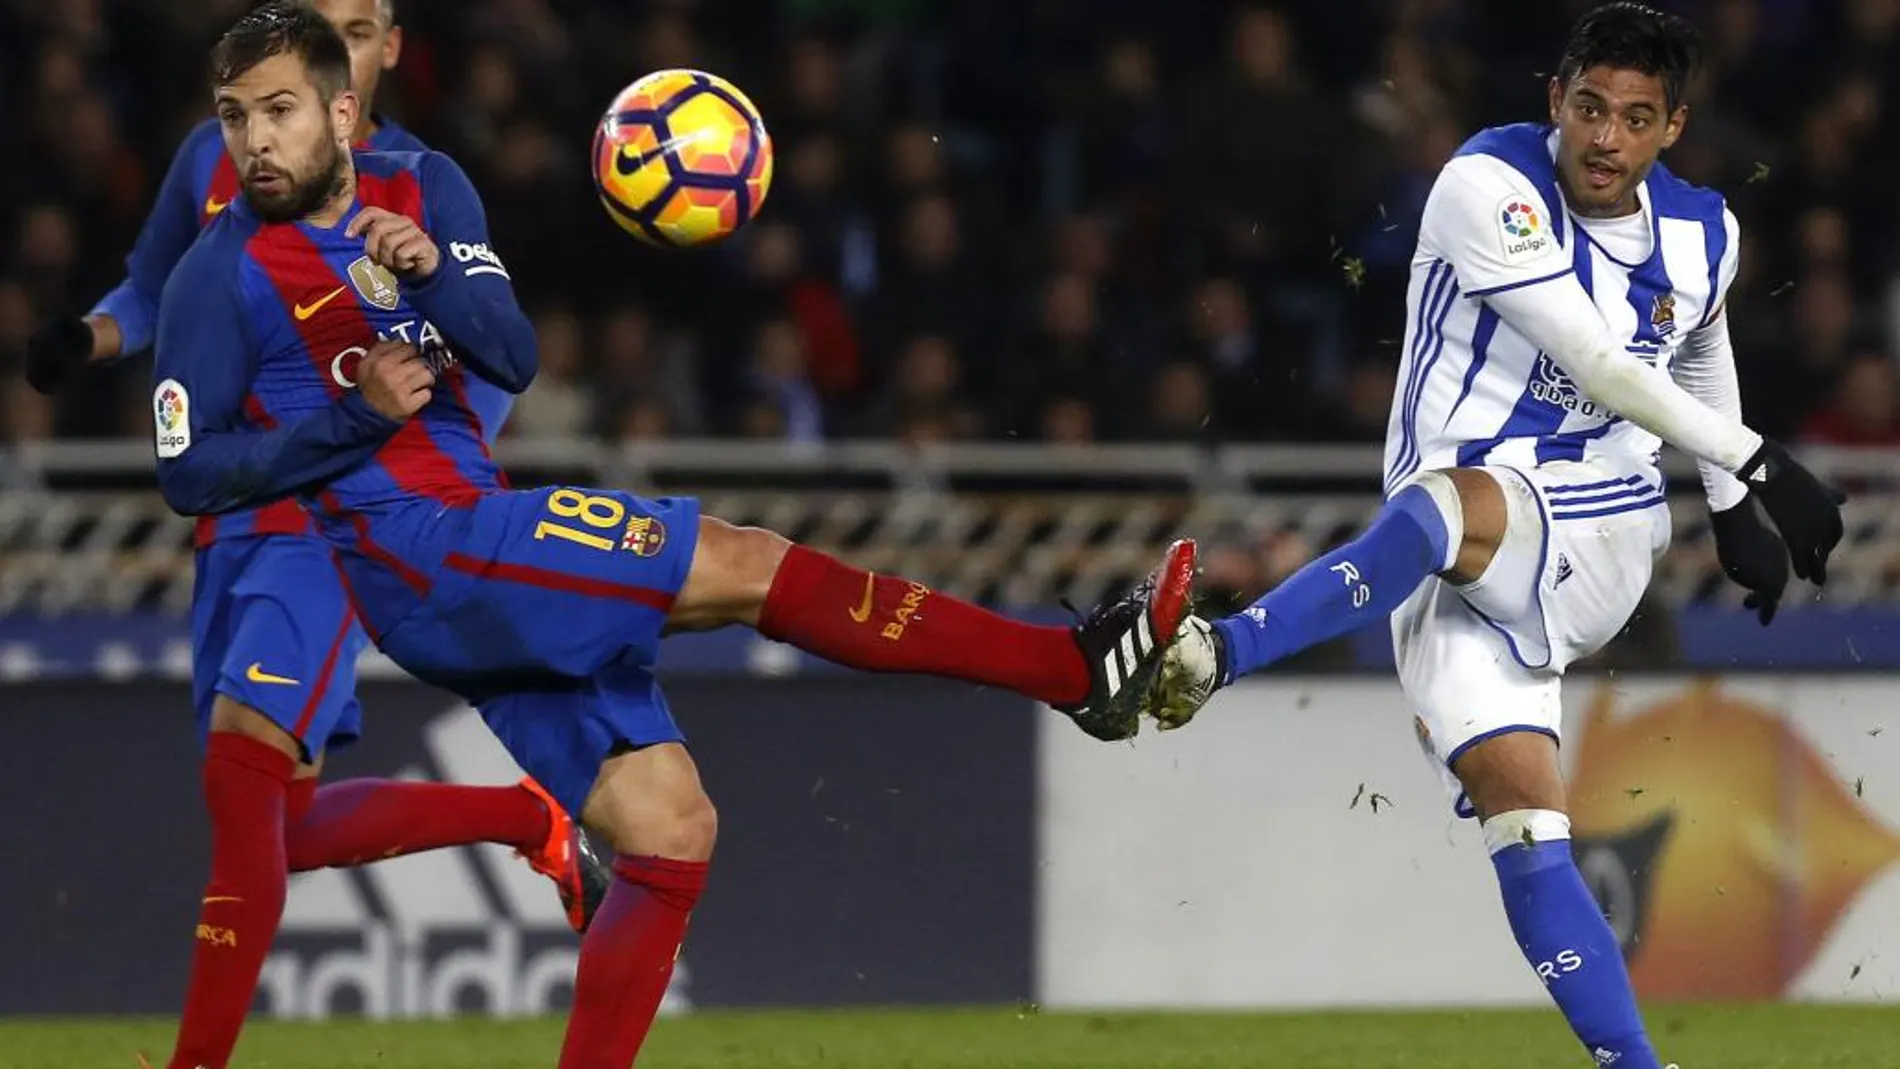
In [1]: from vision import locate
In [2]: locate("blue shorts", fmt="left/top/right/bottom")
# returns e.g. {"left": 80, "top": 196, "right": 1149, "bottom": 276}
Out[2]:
{"left": 191, "top": 535, "right": 368, "bottom": 758}
{"left": 375, "top": 487, "right": 701, "bottom": 817}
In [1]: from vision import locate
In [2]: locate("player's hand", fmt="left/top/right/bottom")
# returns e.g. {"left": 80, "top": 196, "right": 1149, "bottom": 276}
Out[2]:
{"left": 25, "top": 315, "right": 95, "bottom": 395}
{"left": 1737, "top": 438, "right": 1846, "bottom": 585}
{"left": 345, "top": 207, "right": 440, "bottom": 280}
{"left": 1709, "top": 500, "right": 1788, "bottom": 626}
{"left": 356, "top": 341, "right": 434, "bottom": 421}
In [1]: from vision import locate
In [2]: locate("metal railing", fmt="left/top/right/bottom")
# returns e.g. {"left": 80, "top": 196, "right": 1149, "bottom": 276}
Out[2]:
{"left": 1, "top": 439, "right": 1895, "bottom": 615}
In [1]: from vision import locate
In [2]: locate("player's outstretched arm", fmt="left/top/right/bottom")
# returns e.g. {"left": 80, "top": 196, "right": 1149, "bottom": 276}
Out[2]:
{"left": 151, "top": 260, "right": 407, "bottom": 517}
{"left": 350, "top": 153, "right": 538, "bottom": 393}
{"left": 1484, "top": 276, "right": 1842, "bottom": 580}
{"left": 1425, "top": 157, "right": 1844, "bottom": 581}
{"left": 28, "top": 124, "right": 221, "bottom": 394}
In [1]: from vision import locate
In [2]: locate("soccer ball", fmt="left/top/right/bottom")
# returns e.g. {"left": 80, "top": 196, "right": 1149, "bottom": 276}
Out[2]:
{"left": 592, "top": 69, "right": 774, "bottom": 248}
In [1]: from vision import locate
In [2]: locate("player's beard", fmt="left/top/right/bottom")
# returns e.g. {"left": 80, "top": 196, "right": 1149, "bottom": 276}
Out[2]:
{"left": 246, "top": 138, "right": 350, "bottom": 224}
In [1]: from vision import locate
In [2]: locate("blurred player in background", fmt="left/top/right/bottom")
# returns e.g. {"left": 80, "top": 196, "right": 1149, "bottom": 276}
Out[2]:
{"left": 149, "top": 6, "right": 1194, "bottom": 1067}
{"left": 24, "top": 5, "right": 608, "bottom": 1069}
{"left": 1146, "top": 5, "right": 1844, "bottom": 1069}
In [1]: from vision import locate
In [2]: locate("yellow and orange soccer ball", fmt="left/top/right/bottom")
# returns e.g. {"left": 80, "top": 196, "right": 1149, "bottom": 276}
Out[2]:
{"left": 592, "top": 69, "right": 773, "bottom": 248}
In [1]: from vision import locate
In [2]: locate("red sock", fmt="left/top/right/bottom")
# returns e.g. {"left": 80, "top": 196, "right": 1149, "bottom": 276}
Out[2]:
{"left": 284, "top": 779, "right": 551, "bottom": 870}
{"left": 557, "top": 856, "right": 708, "bottom": 1069}
{"left": 756, "top": 545, "right": 1089, "bottom": 706}
{"left": 169, "top": 733, "right": 294, "bottom": 1069}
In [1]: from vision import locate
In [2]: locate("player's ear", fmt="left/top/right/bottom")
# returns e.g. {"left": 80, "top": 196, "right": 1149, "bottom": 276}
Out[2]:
{"left": 1546, "top": 76, "right": 1564, "bottom": 125}
{"left": 331, "top": 88, "right": 361, "bottom": 144}
{"left": 1661, "top": 104, "right": 1688, "bottom": 150}
{"left": 383, "top": 25, "right": 402, "bottom": 70}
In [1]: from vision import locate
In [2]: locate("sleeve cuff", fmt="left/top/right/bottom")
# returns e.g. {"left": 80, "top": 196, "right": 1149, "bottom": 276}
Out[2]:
{"left": 338, "top": 391, "right": 404, "bottom": 440}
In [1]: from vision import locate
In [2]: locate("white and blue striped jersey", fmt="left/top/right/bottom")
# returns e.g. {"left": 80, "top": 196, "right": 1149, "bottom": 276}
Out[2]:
{"left": 1382, "top": 123, "right": 1741, "bottom": 498}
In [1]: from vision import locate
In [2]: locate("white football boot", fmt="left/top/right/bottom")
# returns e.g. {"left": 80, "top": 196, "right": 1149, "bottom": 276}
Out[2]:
{"left": 1144, "top": 614, "right": 1225, "bottom": 730}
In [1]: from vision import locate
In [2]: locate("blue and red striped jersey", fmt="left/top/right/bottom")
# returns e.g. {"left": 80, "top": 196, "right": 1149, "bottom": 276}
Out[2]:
{"left": 87, "top": 116, "right": 520, "bottom": 547}
{"left": 153, "top": 149, "right": 538, "bottom": 623}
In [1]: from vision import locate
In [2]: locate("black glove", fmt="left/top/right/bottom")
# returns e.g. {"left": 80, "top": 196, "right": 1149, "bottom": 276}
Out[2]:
{"left": 1709, "top": 499, "right": 1788, "bottom": 625}
{"left": 1737, "top": 438, "right": 1846, "bottom": 585}
{"left": 25, "top": 315, "right": 95, "bottom": 396}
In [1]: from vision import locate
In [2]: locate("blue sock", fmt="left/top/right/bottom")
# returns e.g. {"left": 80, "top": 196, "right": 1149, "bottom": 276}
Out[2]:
{"left": 1490, "top": 816, "right": 1661, "bottom": 1069}
{"left": 1212, "top": 482, "right": 1453, "bottom": 683}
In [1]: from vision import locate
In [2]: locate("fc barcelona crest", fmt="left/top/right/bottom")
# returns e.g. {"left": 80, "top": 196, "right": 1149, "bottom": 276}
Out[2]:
{"left": 1650, "top": 292, "right": 1677, "bottom": 337}
{"left": 348, "top": 256, "right": 402, "bottom": 311}
{"left": 621, "top": 515, "right": 666, "bottom": 557}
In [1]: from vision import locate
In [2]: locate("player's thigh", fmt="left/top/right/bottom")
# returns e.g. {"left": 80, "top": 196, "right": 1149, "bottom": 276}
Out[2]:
{"left": 1538, "top": 500, "right": 1671, "bottom": 668}
{"left": 1449, "top": 729, "right": 1566, "bottom": 819}
{"left": 1446, "top": 463, "right": 1667, "bottom": 673}
{"left": 210, "top": 537, "right": 368, "bottom": 760}
{"left": 1392, "top": 580, "right": 1564, "bottom": 819}
{"left": 416, "top": 488, "right": 701, "bottom": 680}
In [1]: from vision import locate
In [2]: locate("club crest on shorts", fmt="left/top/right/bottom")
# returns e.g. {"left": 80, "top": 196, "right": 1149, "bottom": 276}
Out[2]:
{"left": 621, "top": 514, "right": 666, "bottom": 556}
{"left": 1650, "top": 292, "right": 1676, "bottom": 337}
{"left": 348, "top": 256, "right": 402, "bottom": 311}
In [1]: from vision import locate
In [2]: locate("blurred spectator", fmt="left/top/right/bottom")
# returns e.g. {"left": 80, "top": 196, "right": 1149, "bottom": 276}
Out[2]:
{"left": 1144, "top": 360, "right": 1213, "bottom": 442}
{"left": 1198, "top": 540, "right": 1267, "bottom": 617}
{"left": 614, "top": 396, "right": 675, "bottom": 444}
{"left": 1742, "top": 269, "right": 1867, "bottom": 438}
{"left": 508, "top": 308, "right": 592, "bottom": 439}
{"left": 1039, "top": 395, "right": 1097, "bottom": 444}
{"left": 0, "top": 0, "right": 1895, "bottom": 451}
{"left": 859, "top": 332, "right": 980, "bottom": 440}
{"left": 1800, "top": 350, "right": 1900, "bottom": 446}
{"left": 597, "top": 306, "right": 702, "bottom": 436}
{"left": 744, "top": 318, "right": 825, "bottom": 442}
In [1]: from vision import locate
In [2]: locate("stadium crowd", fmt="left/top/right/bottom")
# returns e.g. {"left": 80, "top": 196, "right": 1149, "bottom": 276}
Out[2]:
{"left": 2, "top": 0, "right": 1898, "bottom": 452}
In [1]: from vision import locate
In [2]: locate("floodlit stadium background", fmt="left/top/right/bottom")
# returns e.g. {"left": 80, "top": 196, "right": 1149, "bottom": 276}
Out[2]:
{"left": 3, "top": 0, "right": 1900, "bottom": 1061}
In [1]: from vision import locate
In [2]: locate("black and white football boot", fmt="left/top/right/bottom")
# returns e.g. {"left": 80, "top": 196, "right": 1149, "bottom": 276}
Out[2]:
{"left": 1053, "top": 538, "right": 1198, "bottom": 741}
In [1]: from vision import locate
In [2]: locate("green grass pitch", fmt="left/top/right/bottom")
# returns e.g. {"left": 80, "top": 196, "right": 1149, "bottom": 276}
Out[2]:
{"left": 5, "top": 1005, "right": 1898, "bottom": 1068}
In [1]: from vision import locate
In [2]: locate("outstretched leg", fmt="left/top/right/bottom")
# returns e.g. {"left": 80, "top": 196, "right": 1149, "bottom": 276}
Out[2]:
{"left": 669, "top": 516, "right": 1197, "bottom": 740}
{"left": 1149, "top": 468, "right": 1492, "bottom": 728}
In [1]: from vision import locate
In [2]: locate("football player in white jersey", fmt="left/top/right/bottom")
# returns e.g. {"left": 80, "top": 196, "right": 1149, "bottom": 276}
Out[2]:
{"left": 1138, "top": 5, "right": 1843, "bottom": 1067}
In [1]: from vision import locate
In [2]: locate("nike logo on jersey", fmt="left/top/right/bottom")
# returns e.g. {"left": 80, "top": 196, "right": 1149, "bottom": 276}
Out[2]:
{"left": 204, "top": 195, "right": 229, "bottom": 217}
{"left": 294, "top": 285, "right": 350, "bottom": 321}
{"left": 246, "top": 663, "right": 301, "bottom": 686}
{"left": 849, "top": 572, "right": 876, "bottom": 623}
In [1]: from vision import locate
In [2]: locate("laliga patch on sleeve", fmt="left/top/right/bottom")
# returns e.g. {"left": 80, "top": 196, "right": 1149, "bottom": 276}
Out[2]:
{"left": 1494, "top": 194, "right": 1555, "bottom": 264}
{"left": 153, "top": 378, "right": 191, "bottom": 458}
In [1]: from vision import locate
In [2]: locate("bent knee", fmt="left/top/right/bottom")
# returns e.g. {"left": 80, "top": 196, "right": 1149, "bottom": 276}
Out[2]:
{"left": 584, "top": 744, "right": 720, "bottom": 861}
{"left": 609, "top": 789, "right": 718, "bottom": 861}
{"left": 672, "top": 516, "right": 792, "bottom": 631}
{"left": 1433, "top": 467, "right": 1510, "bottom": 584}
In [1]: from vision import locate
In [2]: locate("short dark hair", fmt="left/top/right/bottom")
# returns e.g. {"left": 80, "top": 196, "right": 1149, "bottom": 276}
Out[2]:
{"left": 212, "top": 1, "right": 352, "bottom": 101}
{"left": 1557, "top": 2, "right": 1701, "bottom": 113}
